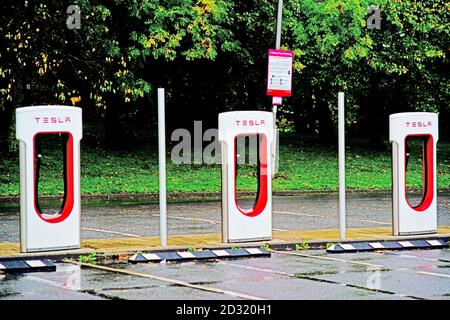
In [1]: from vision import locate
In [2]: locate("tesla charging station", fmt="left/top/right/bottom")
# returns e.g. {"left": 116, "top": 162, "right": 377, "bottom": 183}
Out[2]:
{"left": 16, "top": 106, "right": 82, "bottom": 252}
{"left": 218, "top": 111, "right": 274, "bottom": 243}
{"left": 389, "top": 112, "right": 438, "bottom": 236}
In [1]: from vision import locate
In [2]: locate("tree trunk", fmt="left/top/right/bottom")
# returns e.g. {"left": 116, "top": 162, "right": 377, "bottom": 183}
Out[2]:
{"left": 0, "top": 100, "right": 14, "bottom": 153}
{"left": 316, "top": 90, "right": 334, "bottom": 144}
{"left": 366, "top": 73, "right": 387, "bottom": 150}
{"left": 293, "top": 86, "right": 314, "bottom": 134}
{"left": 104, "top": 94, "right": 123, "bottom": 150}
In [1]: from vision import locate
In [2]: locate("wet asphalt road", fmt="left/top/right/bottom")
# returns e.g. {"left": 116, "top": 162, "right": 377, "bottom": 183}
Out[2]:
{"left": 0, "top": 193, "right": 449, "bottom": 300}
{"left": 1, "top": 192, "right": 450, "bottom": 242}
{"left": 1, "top": 248, "right": 449, "bottom": 300}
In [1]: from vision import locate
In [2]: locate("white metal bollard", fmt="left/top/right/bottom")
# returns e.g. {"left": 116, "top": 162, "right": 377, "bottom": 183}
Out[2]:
{"left": 338, "top": 92, "right": 346, "bottom": 240}
{"left": 158, "top": 88, "right": 167, "bottom": 246}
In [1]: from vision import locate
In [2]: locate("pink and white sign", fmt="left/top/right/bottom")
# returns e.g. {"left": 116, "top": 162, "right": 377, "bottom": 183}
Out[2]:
{"left": 266, "top": 49, "right": 293, "bottom": 97}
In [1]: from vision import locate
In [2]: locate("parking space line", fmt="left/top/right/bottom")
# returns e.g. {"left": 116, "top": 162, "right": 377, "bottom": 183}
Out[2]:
{"left": 218, "top": 261, "right": 424, "bottom": 300}
{"left": 152, "top": 214, "right": 288, "bottom": 232}
{"left": 371, "top": 251, "right": 450, "bottom": 263}
{"left": 82, "top": 227, "right": 142, "bottom": 238}
{"left": 71, "top": 260, "right": 265, "bottom": 300}
{"left": 271, "top": 249, "right": 384, "bottom": 268}
{"left": 370, "top": 251, "right": 443, "bottom": 262}
{"left": 273, "top": 249, "right": 450, "bottom": 281}
{"left": 151, "top": 214, "right": 219, "bottom": 225}
{"left": 273, "top": 211, "right": 326, "bottom": 218}
{"left": 273, "top": 210, "right": 391, "bottom": 225}
{"left": 416, "top": 271, "right": 450, "bottom": 279}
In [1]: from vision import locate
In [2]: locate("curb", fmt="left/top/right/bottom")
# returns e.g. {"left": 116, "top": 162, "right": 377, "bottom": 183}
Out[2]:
{"left": 327, "top": 239, "right": 449, "bottom": 253}
{"left": 0, "top": 259, "right": 56, "bottom": 274}
{"left": 1, "top": 235, "right": 449, "bottom": 263}
{"left": 129, "top": 247, "right": 271, "bottom": 263}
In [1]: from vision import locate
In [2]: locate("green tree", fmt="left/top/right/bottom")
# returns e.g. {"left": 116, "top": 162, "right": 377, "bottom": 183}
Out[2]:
{"left": 283, "top": 0, "right": 448, "bottom": 145}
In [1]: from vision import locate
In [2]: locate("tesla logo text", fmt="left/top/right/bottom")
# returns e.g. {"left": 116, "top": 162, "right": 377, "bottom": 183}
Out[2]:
{"left": 34, "top": 117, "right": 71, "bottom": 124}
{"left": 235, "top": 120, "right": 266, "bottom": 127}
{"left": 405, "top": 121, "right": 432, "bottom": 128}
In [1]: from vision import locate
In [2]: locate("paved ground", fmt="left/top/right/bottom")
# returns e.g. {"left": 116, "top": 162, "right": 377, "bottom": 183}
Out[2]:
{"left": 1, "top": 192, "right": 449, "bottom": 300}
{"left": 1, "top": 192, "right": 450, "bottom": 242}
{"left": 1, "top": 248, "right": 449, "bottom": 300}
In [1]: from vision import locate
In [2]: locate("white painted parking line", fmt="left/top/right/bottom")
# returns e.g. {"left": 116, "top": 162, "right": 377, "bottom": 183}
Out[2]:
{"left": 74, "top": 261, "right": 265, "bottom": 300}
{"left": 151, "top": 214, "right": 220, "bottom": 225}
{"left": 218, "top": 261, "right": 423, "bottom": 300}
{"left": 271, "top": 249, "right": 383, "bottom": 268}
{"left": 417, "top": 271, "right": 450, "bottom": 279}
{"left": 273, "top": 210, "right": 390, "bottom": 225}
{"left": 287, "top": 249, "right": 450, "bottom": 281}
{"left": 82, "top": 227, "right": 142, "bottom": 238}
{"left": 153, "top": 214, "right": 291, "bottom": 231}
{"left": 273, "top": 211, "right": 325, "bottom": 218}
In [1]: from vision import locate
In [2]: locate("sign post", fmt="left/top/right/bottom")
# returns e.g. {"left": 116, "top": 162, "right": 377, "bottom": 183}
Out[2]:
{"left": 267, "top": 48, "right": 292, "bottom": 175}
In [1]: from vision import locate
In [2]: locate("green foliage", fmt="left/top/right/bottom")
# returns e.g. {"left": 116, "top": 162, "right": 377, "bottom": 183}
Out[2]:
{"left": 78, "top": 252, "right": 97, "bottom": 264}
{"left": 0, "top": 0, "right": 448, "bottom": 152}
{"left": 295, "top": 241, "right": 310, "bottom": 251}
{"left": 129, "top": 0, "right": 235, "bottom": 61}
{"left": 326, "top": 242, "right": 338, "bottom": 249}
{"left": 1, "top": 139, "right": 450, "bottom": 196}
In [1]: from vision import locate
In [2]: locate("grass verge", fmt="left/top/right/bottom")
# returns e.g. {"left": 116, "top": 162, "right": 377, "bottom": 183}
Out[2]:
{"left": 1, "top": 138, "right": 449, "bottom": 196}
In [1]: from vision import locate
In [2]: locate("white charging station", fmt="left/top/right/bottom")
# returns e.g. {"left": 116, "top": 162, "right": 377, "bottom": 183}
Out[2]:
{"left": 218, "top": 111, "right": 274, "bottom": 243}
{"left": 389, "top": 112, "right": 438, "bottom": 236}
{"left": 16, "top": 106, "right": 82, "bottom": 252}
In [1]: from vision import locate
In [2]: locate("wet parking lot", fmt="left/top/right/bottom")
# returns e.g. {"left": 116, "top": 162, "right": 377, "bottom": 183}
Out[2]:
{"left": 1, "top": 193, "right": 449, "bottom": 300}
{"left": 1, "top": 248, "right": 449, "bottom": 300}
{"left": 1, "top": 193, "right": 450, "bottom": 242}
